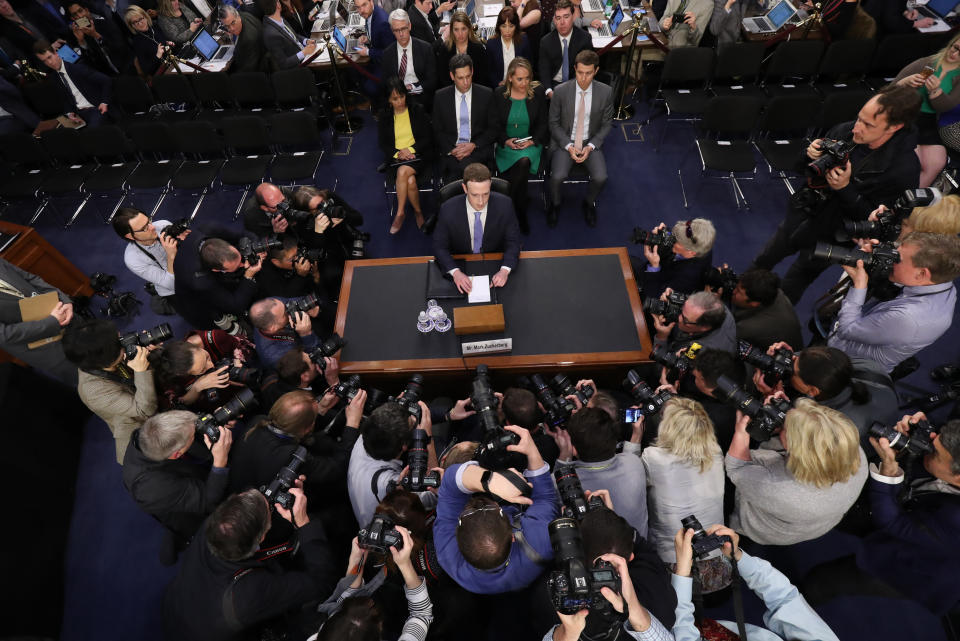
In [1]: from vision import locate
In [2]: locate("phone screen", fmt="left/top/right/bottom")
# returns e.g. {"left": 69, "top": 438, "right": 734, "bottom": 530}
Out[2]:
{"left": 621, "top": 408, "right": 640, "bottom": 423}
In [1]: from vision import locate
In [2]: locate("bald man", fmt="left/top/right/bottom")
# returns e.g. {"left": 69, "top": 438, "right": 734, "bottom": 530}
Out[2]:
{"left": 242, "top": 182, "right": 296, "bottom": 237}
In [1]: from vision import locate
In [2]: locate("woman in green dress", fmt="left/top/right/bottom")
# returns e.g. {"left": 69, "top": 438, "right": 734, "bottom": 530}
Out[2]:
{"left": 488, "top": 57, "right": 548, "bottom": 234}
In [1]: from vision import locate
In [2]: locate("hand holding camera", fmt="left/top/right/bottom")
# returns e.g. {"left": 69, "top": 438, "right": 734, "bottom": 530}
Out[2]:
{"left": 344, "top": 387, "right": 367, "bottom": 428}
{"left": 505, "top": 424, "right": 544, "bottom": 470}
{"left": 597, "top": 553, "right": 652, "bottom": 633}
{"left": 289, "top": 310, "right": 313, "bottom": 337}
{"left": 195, "top": 362, "right": 231, "bottom": 392}
{"left": 205, "top": 425, "right": 233, "bottom": 468}
{"left": 127, "top": 345, "right": 151, "bottom": 372}
{"left": 275, "top": 484, "right": 309, "bottom": 527}
{"left": 642, "top": 222, "right": 669, "bottom": 268}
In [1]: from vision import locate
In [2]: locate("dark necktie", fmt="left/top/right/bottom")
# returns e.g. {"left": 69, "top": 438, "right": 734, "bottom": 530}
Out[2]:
{"left": 398, "top": 47, "right": 407, "bottom": 80}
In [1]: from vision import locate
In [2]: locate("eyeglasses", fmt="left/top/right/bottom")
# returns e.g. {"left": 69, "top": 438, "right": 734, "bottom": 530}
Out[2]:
{"left": 391, "top": 25, "right": 409, "bottom": 33}
{"left": 678, "top": 310, "right": 699, "bottom": 326}
{"left": 131, "top": 16, "right": 147, "bottom": 24}
{"left": 131, "top": 217, "right": 153, "bottom": 233}
{"left": 457, "top": 504, "right": 503, "bottom": 527}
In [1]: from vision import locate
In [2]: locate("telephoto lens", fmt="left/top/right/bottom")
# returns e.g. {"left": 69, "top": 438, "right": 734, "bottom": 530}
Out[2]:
{"left": 119, "top": 323, "right": 174, "bottom": 358}
{"left": 260, "top": 446, "right": 308, "bottom": 509}
{"left": 402, "top": 428, "right": 440, "bottom": 491}
{"left": 554, "top": 466, "right": 604, "bottom": 520}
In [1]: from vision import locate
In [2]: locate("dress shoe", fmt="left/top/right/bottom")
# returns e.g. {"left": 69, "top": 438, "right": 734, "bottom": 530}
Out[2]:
{"left": 421, "top": 213, "right": 438, "bottom": 234}
{"left": 547, "top": 206, "right": 559, "bottom": 228}
{"left": 582, "top": 200, "right": 597, "bottom": 228}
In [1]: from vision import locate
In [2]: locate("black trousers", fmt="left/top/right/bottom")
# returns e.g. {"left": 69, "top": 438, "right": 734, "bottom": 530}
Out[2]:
{"left": 801, "top": 555, "right": 907, "bottom": 606}
{"left": 751, "top": 205, "right": 835, "bottom": 304}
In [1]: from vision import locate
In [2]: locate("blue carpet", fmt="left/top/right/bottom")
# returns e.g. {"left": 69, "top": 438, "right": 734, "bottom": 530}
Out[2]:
{"left": 6, "top": 99, "right": 957, "bottom": 641}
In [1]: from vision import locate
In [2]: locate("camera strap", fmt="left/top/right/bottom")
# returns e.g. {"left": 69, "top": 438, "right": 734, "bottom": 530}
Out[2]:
{"left": 512, "top": 521, "right": 548, "bottom": 565}
{"left": 81, "top": 366, "right": 136, "bottom": 391}
{"left": 370, "top": 466, "right": 396, "bottom": 502}
{"left": 480, "top": 469, "right": 533, "bottom": 499}
{"left": 729, "top": 557, "right": 747, "bottom": 641}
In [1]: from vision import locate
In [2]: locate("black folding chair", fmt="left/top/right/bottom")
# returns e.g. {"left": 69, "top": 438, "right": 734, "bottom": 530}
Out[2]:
{"left": 170, "top": 120, "right": 226, "bottom": 222}
{"left": 0, "top": 133, "right": 53, "bottom": 223}
{"left": 815, "top": 39, "right": 876, "bottom": 94}
{"left": 655, "top": 47, "right": 715, "bottom": 151}
{"left": 866, "top": 32, "right": 952, "bottom": 90}
{"left": 754, "top": 94, "right": 822, "bottom": 194}
{"left": 711, "top": 41, "right": 766, "bottom": 98}
{"left": 21, "top": 78, "right": 67, "bottom": 119}
{"left": 221, "top": 115, "right": 274, "bottom": 219}
{"left": 268, "top": 111, "right": 324, "bottom": 184}
{"left": 761, "top": 40, "right": 826, "bottom": 96}
{"left": 125, "top": 121, "right": 183, "bottom": 217}
{"left": 151, "top": 73, "right": 199, "bottom": 121}
{"left": 271, "top": 66, "right": 319, "bottom": 113}
{"left": 75, "top": 125, "right": 139, "bottom": 224}
{"left": 37, "top": 127, "right": 97, "bottom": 227}
{"left": 230, "top": 71, "right": 277, "bottom": 114}
{"left": 191, "top": 71, "right": 237, "bottom": 124}
{"left": 112, "top": 75, "right": 156, "bottom": 124}
{"left": 813, "top": 90, "right": 873, "bottom": 136}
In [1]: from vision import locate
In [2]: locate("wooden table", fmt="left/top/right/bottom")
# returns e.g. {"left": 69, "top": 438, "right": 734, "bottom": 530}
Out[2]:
{"left": 333, "top": 247, "right": 652, "bottom": 382}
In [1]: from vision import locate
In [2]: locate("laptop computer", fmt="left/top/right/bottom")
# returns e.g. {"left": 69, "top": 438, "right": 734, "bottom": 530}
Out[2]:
{"left": 742, "top": 0, "right": 797, "bottom": 34}
{"left": 917, "top": 0, "right": 960, "bottom": 22}
{"left": 339, "top": 0, "right": 362, "bottom": 27}
{"left": 191, "top": 28, "right": 234, "bottom": 61}
{"left": 589, "top": 3, "right": 624, "bottom": 38}
{"left": 333, "top": 25, "right": 358, "bottom": 53}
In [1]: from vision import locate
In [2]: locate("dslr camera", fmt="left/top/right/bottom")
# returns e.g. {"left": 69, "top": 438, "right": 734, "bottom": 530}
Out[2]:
{"left": 521, "top": 373, "right": 576, "bottom": 429}
{"left": 470, "top": 365, "right": 523, "bottom": 470}
{"left": 120, "top": 323, "right": 173, "bottom": 359}
{"left": 715, "top": 375, "right": 791, "bottom": 441}
{"left": 807, "top": 139, "right": 857, "bottom": 185}
{"left": 402, "top": 427, "right": 440, "bottom": 491}
{"left": 160, "top": 218, "right": 190, "bottom": 244}
{"left": 651, "top": 342, "right": 701, "bottom": 379}
{"left": 358, "top": 513, "right": 403, "bottom": 554}
{"left": 331, "top": 374, "right": 362, "bottom": 403}
{"left": 237, "top": 236, "right": 283, "bottom": 265}
{"left": 681, "top": 515, "right": 732, "bottom": 559}
{"left": 550, "top": 373, "right": 594, "bottom": 407}
{"left": 195, "top": 387, "right": 258, "bottom": 442}
{"left": 702, "top": 265, "right": 739, "bottom": 293}
{"left": 643, "top": 291, "right": 687, "bottom": 324}
{"left": 631, "top": 227, "right": 676, "bottom": 251}
{"left": 274, "top": 199, "right": 315, "bottom": 224}
{"left": 285, "top": 293, "right": 320, "bottom": 316}
{"left": 391, "top": 374, "right": 424, "bottom": 422}
{"left": 622, "top": 369, "right": 674, "bottom": 416}
{"left": 306, "top": 333, "right": 347, "bottom": 373}
{"left": 813, "top": 241, "right": 900, "bottom": 280}
{"left": 555, "top": 466, "right": 604, "bottom": 520}
{"left": 260, "top": 445, "right": 308, "bottom": 509}
{"left": 843, "top": 188, "right": 941, "bottom": 242}
{"left": 869, "top": 419, "right": 936, "bottom": 457}
{"left": 737, "top": 340, "right": 794, "bottom": 388}
{"left": 547, "top": 517, "right": 621, "bottom": 615}
{"left": 202, "top": 358, "right": 259, "bottom": 405}
{"left": 295, "top": 246, "right": 326, "bottom": 264}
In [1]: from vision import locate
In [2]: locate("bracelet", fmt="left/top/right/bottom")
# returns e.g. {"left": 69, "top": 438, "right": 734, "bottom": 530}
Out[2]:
{"left": 443, "top": 410, "right": 451, "bottom": 422}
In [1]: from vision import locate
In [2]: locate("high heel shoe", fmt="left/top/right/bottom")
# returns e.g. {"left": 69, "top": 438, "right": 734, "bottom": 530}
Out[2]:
{"left": 414, "top": 210, "right": 425, "bottom": 230}
{"left": 390, "top": 211, "right": 406, "bottom": 234}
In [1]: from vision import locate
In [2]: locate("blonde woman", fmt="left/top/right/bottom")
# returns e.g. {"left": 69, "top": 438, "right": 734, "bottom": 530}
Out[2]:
{"left": 125, "top": 5, "right": 172, "bottom": 75}
{"left": 902, "top": 194, "right": 960, "bottom": 237}
{"left": 435, "top": 12, "right": 488, "bottom": 88}
{"left": 642, "top": 398, "right": 724, "bottom": 565}
{"left": 726, "top": 397, "right": 867, "bottom": 545}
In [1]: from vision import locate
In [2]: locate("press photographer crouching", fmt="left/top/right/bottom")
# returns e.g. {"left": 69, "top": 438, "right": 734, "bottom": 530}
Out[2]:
{"left": 685, "top": 348, "right": 745, "bottom": 451}
{"left": 292, "top": 185, "right": 368, "bottom": 291}
{"left": 730, "top": 268, "right": 803, "bottom": 351}
{"left": 172, "top": 225, "right": 267, "bottom": 334}
{"left": 255, "top": 234, "right": 327, "bottom": 300}
{"left": 631, "top": 218, "right": 716, "bottom": 298}
{"left": 241, "top": 182, "right": 297, "bottom": 237}
{"left": 803, "top": 412, "right": 960, "bottom": 616}
{"left": 260, "top": 346, "right": 342, "bottom": 408}
{"left": 650, "top": 289, "right": 737, "bottom": 359}
{"left": 751, "top": 84, "right": 922, "bottom": 303}
{"left": 162, "top": 487, "right": 338, "bottom": 641}
{"left": 249, "top": 296, "right": 326, "bottom": 368}
{"left": 121, "top": 410, "right": 232, "bottom": 563}
{"left": 63, "top": 319, "right": 164, "bottom": 463}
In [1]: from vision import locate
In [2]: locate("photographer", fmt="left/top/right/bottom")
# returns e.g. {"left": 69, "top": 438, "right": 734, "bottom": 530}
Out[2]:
{"left": 112, "top": 207, "right": 187, "bottom": 316}
{"left": 291, "top": 185, "right": 366, "bottom": 294}
{"left": 751, "top": 84, "right": 922, "bottom": 303}
{"left": 172, "top": 225, "right": 263, "bottom": 333}
{"left": 503, "top": 386, "right": 560, "bottom": 469}
{"left": 687, "top": 348, "right": 745, "bottom": 450}
{"left": 63, "top": 319, "right": 158, "bottom": 464}
{"left": 672, "top": 525, "right": 840, "bottom": 641}
{"left": 731, "top": 268, "right": 803, "bottom": 351}
{"left": 558, "top": 408, "right": 649, "bottom": 537}
{"left": 434, "top": 425, "right": 559, "bottom": 594}
{"left": 827, "top": 231, "right": 960, "bottom": 373}
{"left": 634, "top": 218, "right": 716, "bottom": 298}
{"left": 726, "top": 398, "right": 867, "bottom": 545}
{"left": 803, "top": 412, "right": 960, "bottom": 616}
{"left": 249, "top": 297, "right": 322, "bottom": 369}
{"left": 162, "top": 487, "right": 339, "bottom": 641}
{"left": 260, "top": 347, "right": 340, "bottom": 408}
{"left": 652, "top": 289, "right": 737, "bottom": 356}
{"left": 348, "top": 401, "right": 438, "bottom": 526}
{"left": 255, "top": 235, "right": 324, "bottom": 300}
{"left": 242, "top": 182, "right": 296, "bottom": 237}
{"left": 121, "top": 410, "right": 232, "bottom": 559}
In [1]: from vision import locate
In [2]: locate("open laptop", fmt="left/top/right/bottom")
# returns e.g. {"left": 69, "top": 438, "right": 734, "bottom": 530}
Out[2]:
{"left": 311, "top": 0, "right": 334, "bottom": 32}
{"left": 742, "top": 0, "right": 797, "bottom": 34}
{"left": 917, "top": 0, "right": 960, "bottom": 27}
{"left": 333, "top": 24, "right": 358, "bottom": 53}
{"left": 191, "top": 28, "right": 234, "bottom": 61}
{"left": 337, "top": 0, "right": 363, "bottom": 28}
{"left": 589, "top": 3, "right": 624, "bottom": 38}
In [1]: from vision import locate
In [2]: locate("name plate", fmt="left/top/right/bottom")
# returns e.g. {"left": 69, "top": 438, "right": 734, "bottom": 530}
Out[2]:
{"left": 461, "top": 338, "right": 513, "bottom": 355}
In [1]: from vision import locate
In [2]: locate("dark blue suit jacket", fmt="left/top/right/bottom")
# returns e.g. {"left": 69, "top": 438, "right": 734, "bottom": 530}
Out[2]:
{"left": 49, "top": 60, "right": 112, "bottom": 113}
{"left": 432, "top": 191, "right": 521, "bottom": 274}
{"left": 365, "top": 6, "right": 395, "bottom": 66}
{"left": 0, "top": 76, "right": 40, "bottom": 130}
{"left": 485, "top": 36, "right": 531, "bottom": 87}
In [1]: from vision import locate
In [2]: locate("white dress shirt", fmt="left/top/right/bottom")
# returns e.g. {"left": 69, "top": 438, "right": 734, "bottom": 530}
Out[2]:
{"left": 566, "top": 82, "right": 595, "bottom": 150}
{"left": 59, "top": 65, "right": 95, "bottom": 110}
{"left": 454, "top": 85, "right": 473, "bottom": 140}
{"left": 395, "top": 41, "right": 420, "bottom": 89}
{"left": 500, "top": 39, "right": 515, "bottom": 81}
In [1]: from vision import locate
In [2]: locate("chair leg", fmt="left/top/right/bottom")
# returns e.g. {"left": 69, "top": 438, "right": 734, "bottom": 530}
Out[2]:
{"left": 150, "top": 189, "right": 169, "bottom": 219}
{"left": 233, "top": 186, "right": 251, "bottom": 220}
{"left": 65, "top": 193, "right": 92, "bottom": 228}
{"left": 28, "top": 196, "right": 50, "bottom": 225}
{"left": 780, "top": 173, "right": 795, "bottom": 195}
{"left": 677, "top": 169, "right": 689, "bottom": 209}
{"left": 188, "top": 188, "right": 208, "bottom": 223}
{"left": 107, "top": 193, "right": 126, "bottom": 223}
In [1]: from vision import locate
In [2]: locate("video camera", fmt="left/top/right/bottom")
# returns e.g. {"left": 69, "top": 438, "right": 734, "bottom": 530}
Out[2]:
{"left": 284, "top": 293, "right": 320, "bottom": 317}
{"left": 195, "top": 387, "right": 258, "bottom": 443}
{"left": 843, "top": 188, "right": 941, "bottom": 242}
{"left": 630, "top": 227, "right": 676, "bottom": 252}
{"left": 547, "top": 517, "right": 621, "bottom": 615}
{"left": 681, "top": 515, "right": 732, "bottom": 559}
{"left": 331, "top": 374, "right": 362, "bottom": 403}
{"left": 470, "top": 365, "right": 522, "bottom": 470}
{"left": 715, "top": 375, "right": 791, "bottom": 441}
{"left": 306, "top": 333, "right": 346, "bottom": 373}
{"left": 651, "top": 342, "right": 701, "bottom": 379}
{"left": 555, "top": 466, "right": 604, "bottom": 520}
{"left": 119, "top": 323, "right": 173, "bottom": 359}
{"left": 358, "top": 513, "right": 403, "bottom": 555}
{"left": 402, "top": 427, "right": 440, "bottom": 491}
{"left": 550, "top": 373, "right": 594, "bottom": 407}
{"left": 520, "top": 374, "right": 576, "bottom": 429}
{"left": 260, "top": 445, "right": 308, "bottom": 509}
{"left": 237, "top": 236, "right": 283, "bottom": 265}
{"left": 737, "top": 340, "right": 794, "bottom": 388}
{"left": 813, "top": 241, "right": 900, "bottom": 281}
{"left": 869, "top": 419, "right": 936, "bottom": 457}
{"left": 807, "top": 139, "right": 857, "bottom": 187}
{"left": 622, "top": 369, "right": 674, "bottom": 416}
{"left": 643, "top": 291, "right": 686, "bottom": 324}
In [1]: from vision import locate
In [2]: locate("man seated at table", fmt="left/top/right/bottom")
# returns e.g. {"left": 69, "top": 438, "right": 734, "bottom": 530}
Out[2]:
{"left": 219, "top": 4, "right": 267, "bottom": 73}
{"left": 432, "top": 163, "right": 521, "bottom": 294}
{"left": 258, "top": 0, "right": 318, "bottom": 70}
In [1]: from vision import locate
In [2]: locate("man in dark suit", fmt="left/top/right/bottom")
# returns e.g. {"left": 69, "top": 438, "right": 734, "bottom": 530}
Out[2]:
{"left": 355, "top": 0, "right": 394, "bottom": 66}
{"left": 382, "top": 8, "right": 435, "bottom": 108}
{"left": 258, "top": 0, "right": 317, "bottom": 70}
{"left": 547, "top": 49, "right": 613, "bottom": 227}
{"left": 220, "top": 4, "right": 266, "bottom": 72}
{"left": 432, "top": 53, "right": 495, "bottom": 184}
{"left": 33, "top": 39, "right": 112, "bottom": 127}
{"left": 538, "top": 0, "right": 591, "bottom": 97}
{"left": 407, "top": 0, "right": 440, "bottom": 43}
{"left": 433, "top": 163, "right": 521, "bottom": 293}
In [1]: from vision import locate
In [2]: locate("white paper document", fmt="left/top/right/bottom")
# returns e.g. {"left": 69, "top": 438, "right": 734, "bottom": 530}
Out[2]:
{"left": 483, "top": 3, "right": 501, "bottom": 16}
{"left": 468, "top": 275, "right": 492, "bottom": 303}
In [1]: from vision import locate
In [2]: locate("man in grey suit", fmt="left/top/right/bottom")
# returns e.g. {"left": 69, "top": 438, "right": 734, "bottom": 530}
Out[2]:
{"left": 258, "top": 0, "right": 317, "bottom": 70}
{"left": 547, "top": 49, "right": 613, "bottom": 228}
{"left": 0, "top": 258, "right": 76, "bottom": 385}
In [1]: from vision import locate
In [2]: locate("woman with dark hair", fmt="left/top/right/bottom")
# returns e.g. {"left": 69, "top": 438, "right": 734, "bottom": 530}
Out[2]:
{"left": 279, "top": 0, "right": 309, "bottom": 37}
{"left": 488, "top": 56, "right": 547, "bottom": 233}
{"left": 485, "top": 6, "right": 531, "bottom": 86}
{"left": 507, "top": 0, "right": 541, "bottom": 64}
{"left": 377, "top": 76, "right": 433, "bottom": 234}
{"left": 434, "top": 11, "right": 488, "bottom": 88}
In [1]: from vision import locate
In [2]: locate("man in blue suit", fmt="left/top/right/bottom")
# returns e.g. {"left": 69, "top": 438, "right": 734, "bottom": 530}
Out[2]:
{"left": 33, "top": 39, "right": 112, "bottom": 127}
{"left": 354, "top": 0, "right": 394, "bottom": 98}
{"left": 432, "top": 163, "right": 521, "bottom": 294}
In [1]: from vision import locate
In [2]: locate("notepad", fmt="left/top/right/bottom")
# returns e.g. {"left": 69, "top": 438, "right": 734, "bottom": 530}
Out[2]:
{"left": 468, "top": 275, "right": 491, "bottom": 303}
{"left": 483, "top": 3, "right": 501, "bottom": 16}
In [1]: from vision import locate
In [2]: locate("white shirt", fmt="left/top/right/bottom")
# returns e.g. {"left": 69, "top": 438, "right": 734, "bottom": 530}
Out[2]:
{"left": 58, "top": 65, "right": 95, "bottom": 111}
{"left": 553, "top": 35, "right": 569, "bottom": 83}
{"left": 395, "top": 41, "right": 419, "bottom": 88}
{"left": 500, "top": 39, "right": 515, "bottom": 81}
{"left": 123, "top": 219, "right": 175, "bottom": 297}
{"left": 566, "top": 82, "right": 595, "bottom": 150}
{"left": 454, "top": 85, "right": 473, "bottom": 140}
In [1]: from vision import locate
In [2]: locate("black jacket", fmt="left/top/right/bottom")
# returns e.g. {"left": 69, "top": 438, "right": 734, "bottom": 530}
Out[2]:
{"left": 431, "top": 83, "right": 494, "bottom": 154}
{"left": 485, "top": 35, "right": 531, "bottom": 87}
{"left": 733, "top": 289, "right": 804, "bottom": 352}
{"left": 130, "top": 27, "right": 167, "bottom": 76}
{"left": 537, "top": 27, "right": 591, "bottom": 92}
{"left": 432, "top": 191, "right": 521, "bottom": 272}
{"left": 242, "top": 185, "right": 296, "bottom": 237}
{"left": 45, "top": 59, "right": 112, "bottom": 113}
{"left": 261, "top": 15, "right": 303, "bottom": 70}
{"left": 407, "top": 4, "right": 439, "bottom": 44}
{"left": 377, "top": 99, "right": 434, "bottom": 163}
{"left": 121, "top": 429, "right": 229, "bottom": 541}
{"left": 381, "top": 37, "right": 437, "bottom": 104}
{"left": 434, "top": 39, "right": 489, "bottom": 88}
{"left": 488, "top": 82, "right": 549, "bottom": 147}
{"left": 231, "top": 12, "right": 268, "bottom": 73}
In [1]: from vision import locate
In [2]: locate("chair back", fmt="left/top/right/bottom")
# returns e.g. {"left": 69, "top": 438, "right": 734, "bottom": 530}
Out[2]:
{"left": 713, "top": 41, "right": 765, "bottom": 85}
{"left": 661, "top": 47, "right": 715, "bottom": 87}
{"left": 230, "top": 71, "right": 276, "bottom": 110}
{"left": 222, "top": 115, "right": 271, "bottom": 153}
{"left": 172, "top": 120, "right": 225, "bottom": 157}
{"left": 269, "top": 111, "right": 321, "bottom": 146}
{"left": 700, "top": 95, "right": 764, "bottom": 137}
{"left": 271, "top": 67, "right": 318, "bottom": 108}
{"left": 438, "top": 177, "right": 510, "bottom": 204}
{"left": 39, "top": 128, "right": 88, "bottom": 165}
{"left": 763, "top": 40, "right": 826, "bottom": 83}
{"left": 817, "top": 38, "right": 875, "bottom": 80}
{"left": 79, "top": 125, "right": 135, "bottom": 160}
{"left": 815, "top": 90, "right": 873, "bottom": 134}
{"left": 112, "top": 75, "right": 155, "bottom": 116}
{"left": 126, "top": 121, "right": 177, "bottom": 157}
{"left": 757, "top": 94, "right": 822, "bottom": 136}
{"left": 191, "top": 71, "right": 234, "bottom": 108}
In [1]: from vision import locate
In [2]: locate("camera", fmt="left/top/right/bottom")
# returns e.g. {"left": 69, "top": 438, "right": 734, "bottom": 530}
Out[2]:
{"left": 331, "top": 374, "right": 361, "bottom": 403}
{"left": 260, "top": 445, "right": 308, "bottom": 509}
{"left": 284, "top": 293, "right": 320, "bottom": 317}
{"left": 402, "top": 427, "right": 440, "bottom": 491}
{"left": 813, "top": 241, "right": 900, "bottom": 280}
{"left": 469, "top": 366, "right": 523, "bottom": 470}
{"left": 622, "top": 369, "right": 674, "bottom": 416}
{"left": 651, "top": 342, "right": 700, "bottom": 379}
{"left": 631, "top": 227, "right": 676, "bottom": 251}
{"left": 807, "top": 139, "right": 857, "bottom": 184}
{"left": 195, "top": 387, "right": 257, "bottom": 442}
{"left": 89, "top": 271, "right": 141, "bottom": 318}
{"left": 643, "top": 291, "right": 686, "bottom": 324}
{"left": 521, "top": 373, "right": 576, "bottom": 429}
{"left": 702, "top": 265, "right": 739, "bottom": 293}
{"left": 315, "top": 197, "right": 347, "bottom": 220}
{"left": 161, "top": 218, "right": 190, "bottom": 243}
{"left": 391, "top": 373, "right": 424, "bottom": 422}
{"left": 201, "top": 358, "right": 259, "bottom": 404}
{"left": 237, "top": 236, "right": 283, "bottom": 265}
{"left": 306, "top": 333, "right": 346, "bottom": 373}
{"left": 295, "top": 246, "right": 326, "bottom": 264}
{"left": 119, "top": 323, "right": 173, "bottom": 359}
{"left": 843, "top": 189, "right": 941, "bottom": 242}
{"left": 737, "top": 340, "right": 794, "bottom": 388}
{"left": 714, "top": 375, "right": 791, "bottom": 441}
{"left": 547, "top": 517, "right": 621, "bottom": 615}
{"left": 681, "top": 515, "right": 731, "bottom": 559}
{"left": 869, "top": 419, "right": 935, "bottom": 457}
{"left": 274, "top": 200, "right": 315, "bottom": 224}
{"left": 346, "top": 225, "right": 370, "bottom": 259}
{"left": 358, "top": 513, "right": 403, "bottom": 554}
{"left": 550, "top": 373, "right": 594, "bottom": 407}
{"left": 555, "top": 466, "right": 604, "bottom": 520}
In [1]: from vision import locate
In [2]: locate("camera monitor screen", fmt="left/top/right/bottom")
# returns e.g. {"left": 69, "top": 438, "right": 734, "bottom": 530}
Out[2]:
{"left": 333, "top": 25, "right": 347, "bottom": 51}
{"left": 766, "top": 0, "right": 796, "bottom": 29}
{"left": 192, "top": 28, "right": 220, "bottom": 60}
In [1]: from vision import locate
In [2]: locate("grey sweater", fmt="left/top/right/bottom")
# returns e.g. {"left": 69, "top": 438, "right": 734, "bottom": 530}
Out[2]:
{"left": 562, "top": 452, "right": 649, "bottom": 538}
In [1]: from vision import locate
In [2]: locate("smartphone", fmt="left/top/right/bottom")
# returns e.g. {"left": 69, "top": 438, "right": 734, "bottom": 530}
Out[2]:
{"left": 515, "top": 136, "right": 533, "bottom": 143}
{"left": 620, "top": 408, "right": 641, "bottom": 423}
{"left": 921, "top": 65, "right": 936, "bottom": 79}
{"left": 75, "top": 16, "right": 91, "bottom": 29}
